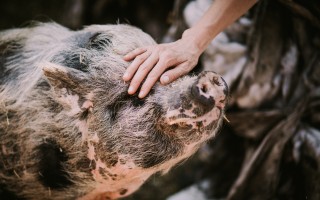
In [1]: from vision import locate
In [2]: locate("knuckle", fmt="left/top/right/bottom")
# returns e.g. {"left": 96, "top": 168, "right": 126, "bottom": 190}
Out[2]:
{"left": 136, "top": 47, "right": 145, "bottom": 53}
{"left": 161, "top": 51, "right": 171, "bottom": 60}
{"left": 181, "top": 66, "right": 190, "bottom": 75}
{"left": 161, "top": 57, "right": 173, "bottom": 67}
{"left": 135, "top": 55, "right": 145, "bottom": 62}
{"left": 148, "top": 72, "right": 160, "bottom": 80}
{"left": 140, "top": 64, "right": 150, "bottom": 72}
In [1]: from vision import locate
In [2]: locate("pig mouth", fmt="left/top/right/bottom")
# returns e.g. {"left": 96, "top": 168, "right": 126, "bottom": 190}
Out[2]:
{"left": 164, "top": 104, "right": 223, "bottom": 131}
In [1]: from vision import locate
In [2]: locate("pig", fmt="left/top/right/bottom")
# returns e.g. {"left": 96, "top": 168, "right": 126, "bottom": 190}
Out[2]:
{"left": 0, "top": 22, "right": 228, "bottom": 200}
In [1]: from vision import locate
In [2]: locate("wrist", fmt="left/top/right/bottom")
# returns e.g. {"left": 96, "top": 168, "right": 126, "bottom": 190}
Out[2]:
{"left": 182, "top": 27, "right": 217, "bottom": 53}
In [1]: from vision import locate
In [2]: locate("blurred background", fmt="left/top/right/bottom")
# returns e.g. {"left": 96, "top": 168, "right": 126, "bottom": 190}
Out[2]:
{"left": 0, "top": 0, "right": 174, "bottom": 42}
{"left": 1, "top": 0, "right": 320, "bottom": 200}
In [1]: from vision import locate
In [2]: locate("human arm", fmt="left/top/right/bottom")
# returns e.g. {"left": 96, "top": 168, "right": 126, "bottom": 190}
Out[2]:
{"left": 123, "top": 0, "right": 257, "bottom": 98}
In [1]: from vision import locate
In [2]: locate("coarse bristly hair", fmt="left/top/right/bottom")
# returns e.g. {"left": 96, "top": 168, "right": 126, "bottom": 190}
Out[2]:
{"left": 0, "top": 22, "right": 227, "bottom": 200}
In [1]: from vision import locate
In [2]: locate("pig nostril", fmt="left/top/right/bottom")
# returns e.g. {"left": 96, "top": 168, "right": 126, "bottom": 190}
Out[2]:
{"left": 200, "top": 84, "right": 208, "bottom": 93}
{"left": 191, "top": 82, "right": 215, "bottom": 109}
{"left": 212, "top": 77, "right": 220, "bottom": 86}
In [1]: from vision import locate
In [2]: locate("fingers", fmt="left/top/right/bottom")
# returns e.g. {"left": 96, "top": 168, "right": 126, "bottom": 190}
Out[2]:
{"left": 123, "top": 47, "right": 147, "bottom": 61}
{"left": 127, "top": 52, "right": 159, "bottom": 95}
{"left": 160, "top": 62, "right": 192, "bottom": 85}
{"left": 138, "top": 60, "right": 168, "bottom": 98}
{"left": 123, "top": 50, "right": 151, "bottom": 82}
{"left": 122, "top": 42, "right": 198, "bottom": 98}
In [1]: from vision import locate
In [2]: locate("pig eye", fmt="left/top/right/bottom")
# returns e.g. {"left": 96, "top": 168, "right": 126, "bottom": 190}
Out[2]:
{"left": 87, "top": 33, "right": 112, "bottom": 51}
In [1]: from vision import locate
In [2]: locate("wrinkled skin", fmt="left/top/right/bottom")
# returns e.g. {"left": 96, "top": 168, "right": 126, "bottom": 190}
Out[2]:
{"left": 0, "top": 23, "right": 228, "bottom": 200}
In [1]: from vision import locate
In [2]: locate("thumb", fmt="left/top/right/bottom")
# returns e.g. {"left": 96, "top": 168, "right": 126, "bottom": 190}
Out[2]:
{"left": 160, "top": 62, "right": 192, "bottom": 85}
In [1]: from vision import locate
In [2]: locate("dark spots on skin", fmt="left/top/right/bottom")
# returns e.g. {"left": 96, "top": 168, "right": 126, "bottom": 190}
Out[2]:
{"left": 119, "top": 188, "right": 128, "bottom": 195}
{"left": 35, "top": 80, "right": 51, "bottom": 91}
{"left": 102, "top": 153, "right": 119, "bottom": 168}
{"left": 107, "top": 94, "right": 145, "bottom": 122}
{"left": 179, "top": 108, "right": 185, "bottom": 113}
{"left": 211, "top": 76, "right": 221, "bottom": 86}
{"left": 0, "top": 40, "right": 24, "bottom": 84}
{"left": 71, "top": 32, "right": 95, "bottom": 48}
{"left": 109, "top": 158, "right": 118, "bottom": 167}
{"left": 173, "top": 103, "right": 180, "bottom": 109}
{"left": 78, "top": 98, "right": 92, "bottom": 120}
{"left": 177, "top": 122, "right": 193, "bottom": 131}
{"left": 59, "top": 52, "right": 89, "bottom": 72}
{"left": 53, "top": 32, "right": 113, "bottom": 73}
{"left": 169, "top": 124, "right": 179, "bottom": 131}
{"left": 76, "top": 157, "right": 94, "bottom": 173}
{"left": 0, "top": 184, "right": 26, "bottom": 200}
{"left": 90, "top": 159, "right": 96, "bottom": 170}
{"left": 139, "top": 129, "right": 183, "bottom": 168}
{"left": 180, "top": 95, "right": 193, "bottom": 110}
{"left": 108, "top": 102, "right": 123, "bottom": 122}
{"left": 36, "top": 139, "right": 73, "bottom": 189}
{"left": 103, "top": 169, "right": 118, "bottom": 180}
{"left": 191, "top": 86, "right": 215, "bottom": 110}
{"left": 130, "top": 95, "right": 145, "bottom": 107}
{"left": 192, "top": 107, "right": 203, "bottom": 116}
{"left": 196, "top": 121, "right": 203, "bottom": 128}
{"left": 168, "top": 116, "right": 176, "bottom": 121}
{"left": 79, "top": 109, "right": 90, "bottom": 120}
{"left": 87, "top": 33, "right": 112, "bottom": 51}
{"left": 99, "top": 168, "right": 109, "bottom": 180}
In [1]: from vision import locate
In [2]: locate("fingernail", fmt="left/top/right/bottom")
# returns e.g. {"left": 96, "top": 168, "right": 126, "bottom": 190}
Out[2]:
{"left": 161, "top": 75, "right": 170, "bottom": 84}
{"left": 128, "top": 86, "right": 134, "bottom": 94}
{"left": 138, "top": 91, "right": 145, "bottom": 98}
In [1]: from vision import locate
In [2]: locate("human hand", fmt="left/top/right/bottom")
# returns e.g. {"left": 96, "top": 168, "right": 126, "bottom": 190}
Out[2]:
{"left": 122, "top": 35, "right": 202, "bottom": 98}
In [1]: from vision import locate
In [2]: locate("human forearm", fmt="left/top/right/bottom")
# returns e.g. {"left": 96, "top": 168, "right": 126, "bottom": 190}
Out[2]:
{"left": 123, "top": 0, "right": 258, "bottom": 98}
{"left": 182, "top": 0, "right": 257, "bottom": 53}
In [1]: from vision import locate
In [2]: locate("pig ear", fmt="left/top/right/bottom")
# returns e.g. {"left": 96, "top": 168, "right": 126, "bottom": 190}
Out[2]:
{"left": 41, "top": 62, "right": 93, "bottom": 114}
{"left": 41, "top": 62, "right": 89, "bottom": 92}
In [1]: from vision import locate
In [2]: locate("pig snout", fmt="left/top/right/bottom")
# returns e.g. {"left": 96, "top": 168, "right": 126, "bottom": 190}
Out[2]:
{"left": 191, "top": 71, "right": 228, "bottom": 110}
{"left": 161, "top": 71, "right": 228, "bottom": 137}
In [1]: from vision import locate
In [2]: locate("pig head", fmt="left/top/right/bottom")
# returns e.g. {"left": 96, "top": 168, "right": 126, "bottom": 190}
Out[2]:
{"left": 0, "top": 23, "right": 228, "bottom": 200}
